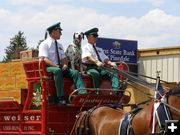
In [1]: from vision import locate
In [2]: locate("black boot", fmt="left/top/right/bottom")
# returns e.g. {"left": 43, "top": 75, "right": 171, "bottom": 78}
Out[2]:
{"left": 58, "top": 96, "right": 66, "bottom": 105}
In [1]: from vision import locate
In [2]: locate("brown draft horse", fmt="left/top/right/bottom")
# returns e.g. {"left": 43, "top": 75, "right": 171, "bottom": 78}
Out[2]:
{"left": 75, "top": 85, "right": 180, "bottom": 135}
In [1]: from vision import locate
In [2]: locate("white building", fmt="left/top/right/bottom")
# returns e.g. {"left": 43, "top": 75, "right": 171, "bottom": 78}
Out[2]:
{"left": 138, "top": 46, "right": 180, "bottom": 83}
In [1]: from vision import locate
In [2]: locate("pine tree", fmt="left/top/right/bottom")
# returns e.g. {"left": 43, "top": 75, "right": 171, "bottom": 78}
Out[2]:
{"left": 3, "top": 31, "right": 28, "bottom": 62}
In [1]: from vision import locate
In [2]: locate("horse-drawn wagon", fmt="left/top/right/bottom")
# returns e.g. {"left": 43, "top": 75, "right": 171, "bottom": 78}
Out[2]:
{"left": 1, "top": 59, "right": 179, "bottom": 135}
{"left": 0, "top": 60, "right": 131, "bottom": 135}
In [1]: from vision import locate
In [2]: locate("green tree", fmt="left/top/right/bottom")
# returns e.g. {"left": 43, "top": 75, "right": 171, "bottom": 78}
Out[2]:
{"left": 3, "top": 31, "right": 28, "bottom": 62}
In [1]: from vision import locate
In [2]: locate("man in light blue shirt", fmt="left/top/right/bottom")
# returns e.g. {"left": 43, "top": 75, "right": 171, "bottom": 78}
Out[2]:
{"left": 39, "top": 22, "right": 87, "bottom": 105}
{"left": 82, "top": 28, "right": 120, "bottom": 94}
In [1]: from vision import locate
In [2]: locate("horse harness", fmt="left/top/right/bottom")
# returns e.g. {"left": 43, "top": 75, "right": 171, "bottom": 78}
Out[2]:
{"left": 118, "top": 107, "right": 142, "bottom": 135}
{"left": 151, "top": 94, "right": 172, "bottom": 135}
{"left": 75, "top": 104, "right": 122, "bottom": 135}
{"left": 119, "top": 93, "right": 173, "bottom": 135}
{"left": 75, "top": 106, "right": 99, "bottom": 135}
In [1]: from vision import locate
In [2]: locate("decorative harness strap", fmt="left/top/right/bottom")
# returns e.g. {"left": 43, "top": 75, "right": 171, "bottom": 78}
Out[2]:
{"left": 151, "top": 94, "right": 172, "bottom": 135}
{"left": 118, "top": 107, "right": 142, "bottom": 135}
{"left": 76, "top": 105, "right": 101, "bottom": 135}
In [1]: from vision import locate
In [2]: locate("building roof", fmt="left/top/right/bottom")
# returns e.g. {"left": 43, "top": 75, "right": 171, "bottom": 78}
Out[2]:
{"left": 138, "top": 46, "right": 180, "bottom": 57}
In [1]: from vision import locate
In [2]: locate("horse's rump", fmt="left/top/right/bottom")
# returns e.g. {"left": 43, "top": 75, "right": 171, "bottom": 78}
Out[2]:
{"left": 90, "top": 106, "right": 125, "bottom": 135}
{"left": 75, "top": 106, "right": 125, "bottom": 135}
{"left": 75, "top": 106, "right": 102, "bottom": 135}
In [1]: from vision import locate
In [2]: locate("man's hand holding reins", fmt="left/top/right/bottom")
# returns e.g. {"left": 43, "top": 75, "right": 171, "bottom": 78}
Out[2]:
{"left": 95, "top": 60, "right": 103, "bottom": 67}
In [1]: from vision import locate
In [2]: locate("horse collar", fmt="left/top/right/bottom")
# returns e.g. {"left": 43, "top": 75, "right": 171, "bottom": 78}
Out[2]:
{"left": 153, "top": 95, "right": 172, "bottom": 134}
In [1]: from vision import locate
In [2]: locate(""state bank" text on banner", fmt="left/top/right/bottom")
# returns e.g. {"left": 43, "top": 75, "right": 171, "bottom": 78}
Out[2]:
{"left": 96, "top": 37, "right": 137, "bottom": 64}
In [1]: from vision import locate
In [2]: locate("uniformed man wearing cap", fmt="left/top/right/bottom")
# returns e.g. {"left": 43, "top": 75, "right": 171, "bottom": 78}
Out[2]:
{"left": 82, "top": 28, "right": 120, "bottom": 93}
{"left": 39, "top": 22, "right": 87, "bottom": 105}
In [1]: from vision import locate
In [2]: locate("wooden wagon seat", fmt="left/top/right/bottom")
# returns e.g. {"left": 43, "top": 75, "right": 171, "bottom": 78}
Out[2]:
{"left": 23, "top": 61, "right": 114, "bottom": 109}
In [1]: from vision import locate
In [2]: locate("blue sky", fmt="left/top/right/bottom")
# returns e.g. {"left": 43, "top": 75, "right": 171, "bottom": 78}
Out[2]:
{"left": 0, "top": 0, "right": 180, "bottom": 61}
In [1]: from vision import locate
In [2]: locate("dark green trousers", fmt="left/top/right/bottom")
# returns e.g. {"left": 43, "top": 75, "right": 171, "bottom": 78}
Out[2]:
{"left": 86, "top": 66, "right": 120, "bottom": 91}
{"left": 47, "top": 67, "right": 86, "bottom": 97}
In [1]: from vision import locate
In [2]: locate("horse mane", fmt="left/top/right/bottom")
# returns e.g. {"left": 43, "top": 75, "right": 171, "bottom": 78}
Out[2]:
{"left": 168, "top": 84, "right": 180, "bottom": 96}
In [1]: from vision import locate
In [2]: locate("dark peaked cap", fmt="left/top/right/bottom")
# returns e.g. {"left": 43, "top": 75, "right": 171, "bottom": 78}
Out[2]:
{"left": 84, "top": 28, "right": 98, "bottom": 36}
{"left": 47, "top": 22, "right": 63, "bottom": 33}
